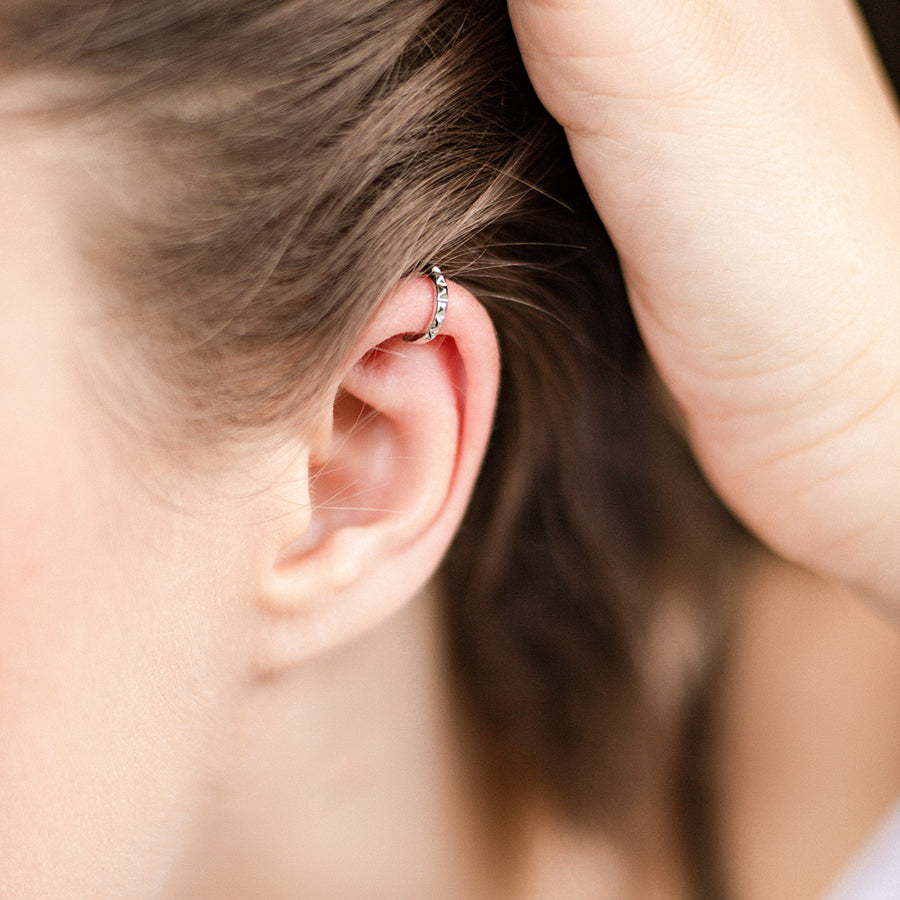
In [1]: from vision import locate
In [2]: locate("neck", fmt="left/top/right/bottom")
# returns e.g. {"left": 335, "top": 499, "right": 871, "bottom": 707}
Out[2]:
{"left": 162, "top": 583, "right": 692, "bottom": 900}
{"left": 164, "top": 588, "right": 505, "bottom": 900}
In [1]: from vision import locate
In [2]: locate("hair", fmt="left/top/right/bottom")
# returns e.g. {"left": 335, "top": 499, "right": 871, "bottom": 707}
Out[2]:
{"left": 0, "top": 0, "right": 746, "bottom": 838}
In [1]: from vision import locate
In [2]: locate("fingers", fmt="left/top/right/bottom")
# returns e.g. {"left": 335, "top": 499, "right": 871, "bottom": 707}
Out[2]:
{"left": 509, "top": 0, "right": 739, "bottom": 132}
{"left": 509, "top": 0, "right": 895, "bottom": 139}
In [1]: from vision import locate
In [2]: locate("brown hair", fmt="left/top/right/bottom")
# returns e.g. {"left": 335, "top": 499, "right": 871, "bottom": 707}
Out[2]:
{"left": 0, "top": 0, "right": 744, "bottom": 831}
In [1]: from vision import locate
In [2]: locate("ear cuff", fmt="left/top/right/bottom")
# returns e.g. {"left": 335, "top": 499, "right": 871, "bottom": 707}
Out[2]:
{"left": 403, "top": 265, "right": 449, "bottom": 344}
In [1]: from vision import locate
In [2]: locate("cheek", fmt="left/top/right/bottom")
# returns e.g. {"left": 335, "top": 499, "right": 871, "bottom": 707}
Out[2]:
{"left": 0, "top": 144, "right": 252, "bottom": 895}
{"left": 0, "top": 400, "right": 229, "bottom": 896}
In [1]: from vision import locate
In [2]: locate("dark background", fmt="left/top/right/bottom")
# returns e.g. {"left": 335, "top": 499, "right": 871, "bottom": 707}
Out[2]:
{"left": 859, "top": 0, "right": 900, "bottom": 90}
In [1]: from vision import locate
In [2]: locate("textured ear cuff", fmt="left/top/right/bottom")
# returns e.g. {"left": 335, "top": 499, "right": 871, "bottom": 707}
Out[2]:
{"left": 403, "top": 265, "right": 449, "bottom": 344}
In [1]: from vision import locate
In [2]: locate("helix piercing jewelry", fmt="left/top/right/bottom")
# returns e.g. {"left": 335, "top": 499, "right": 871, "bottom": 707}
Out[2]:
{"left": 403, "top": 265, "right": 449, "bottom": 344}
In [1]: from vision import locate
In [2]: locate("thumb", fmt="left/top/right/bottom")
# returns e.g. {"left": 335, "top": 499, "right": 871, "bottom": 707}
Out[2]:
{"left": 508, "top": 0, "right": 722, "bottom": 132}
{"left": 507, "top": 0, "right": 890, "bottom": 141}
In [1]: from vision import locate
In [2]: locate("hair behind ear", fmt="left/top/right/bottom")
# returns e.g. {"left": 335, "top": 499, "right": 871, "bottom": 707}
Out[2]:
{"left": 439, "top": 181, "right": 748, "bottom": 827}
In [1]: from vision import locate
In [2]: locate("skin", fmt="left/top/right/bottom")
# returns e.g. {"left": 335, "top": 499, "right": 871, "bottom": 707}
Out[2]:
{"left": 508, "top": 0, "right": 900, "bottom": 607}
{"left": 711, "top": 556, "right": 900, "bottom": 899}
{"left": 0, "top": 128, "right": 278, "bottom": 896}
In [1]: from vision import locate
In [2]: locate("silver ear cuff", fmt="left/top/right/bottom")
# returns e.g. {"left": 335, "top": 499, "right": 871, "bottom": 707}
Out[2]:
{"left": 403, "top": 264, "right": 449, "bottom": 344}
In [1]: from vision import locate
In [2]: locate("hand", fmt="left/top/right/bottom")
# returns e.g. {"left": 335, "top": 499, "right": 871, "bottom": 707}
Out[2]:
{"left": 509, "top": 0, "right": 900, "bottom": 607}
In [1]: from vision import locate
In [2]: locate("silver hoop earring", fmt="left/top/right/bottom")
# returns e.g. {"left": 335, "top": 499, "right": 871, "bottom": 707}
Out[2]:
{"left": 403, "top": 265, "right": 449, "bottom": 344}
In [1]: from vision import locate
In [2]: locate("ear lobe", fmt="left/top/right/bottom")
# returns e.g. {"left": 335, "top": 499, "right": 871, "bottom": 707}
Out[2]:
{"left": 255, "top": 276, "right": 499, "bottom": 673}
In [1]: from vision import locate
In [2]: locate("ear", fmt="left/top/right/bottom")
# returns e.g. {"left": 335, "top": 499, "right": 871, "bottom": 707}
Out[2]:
{"left": 255, "top": 274, "right": 499, "bottom": 672}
